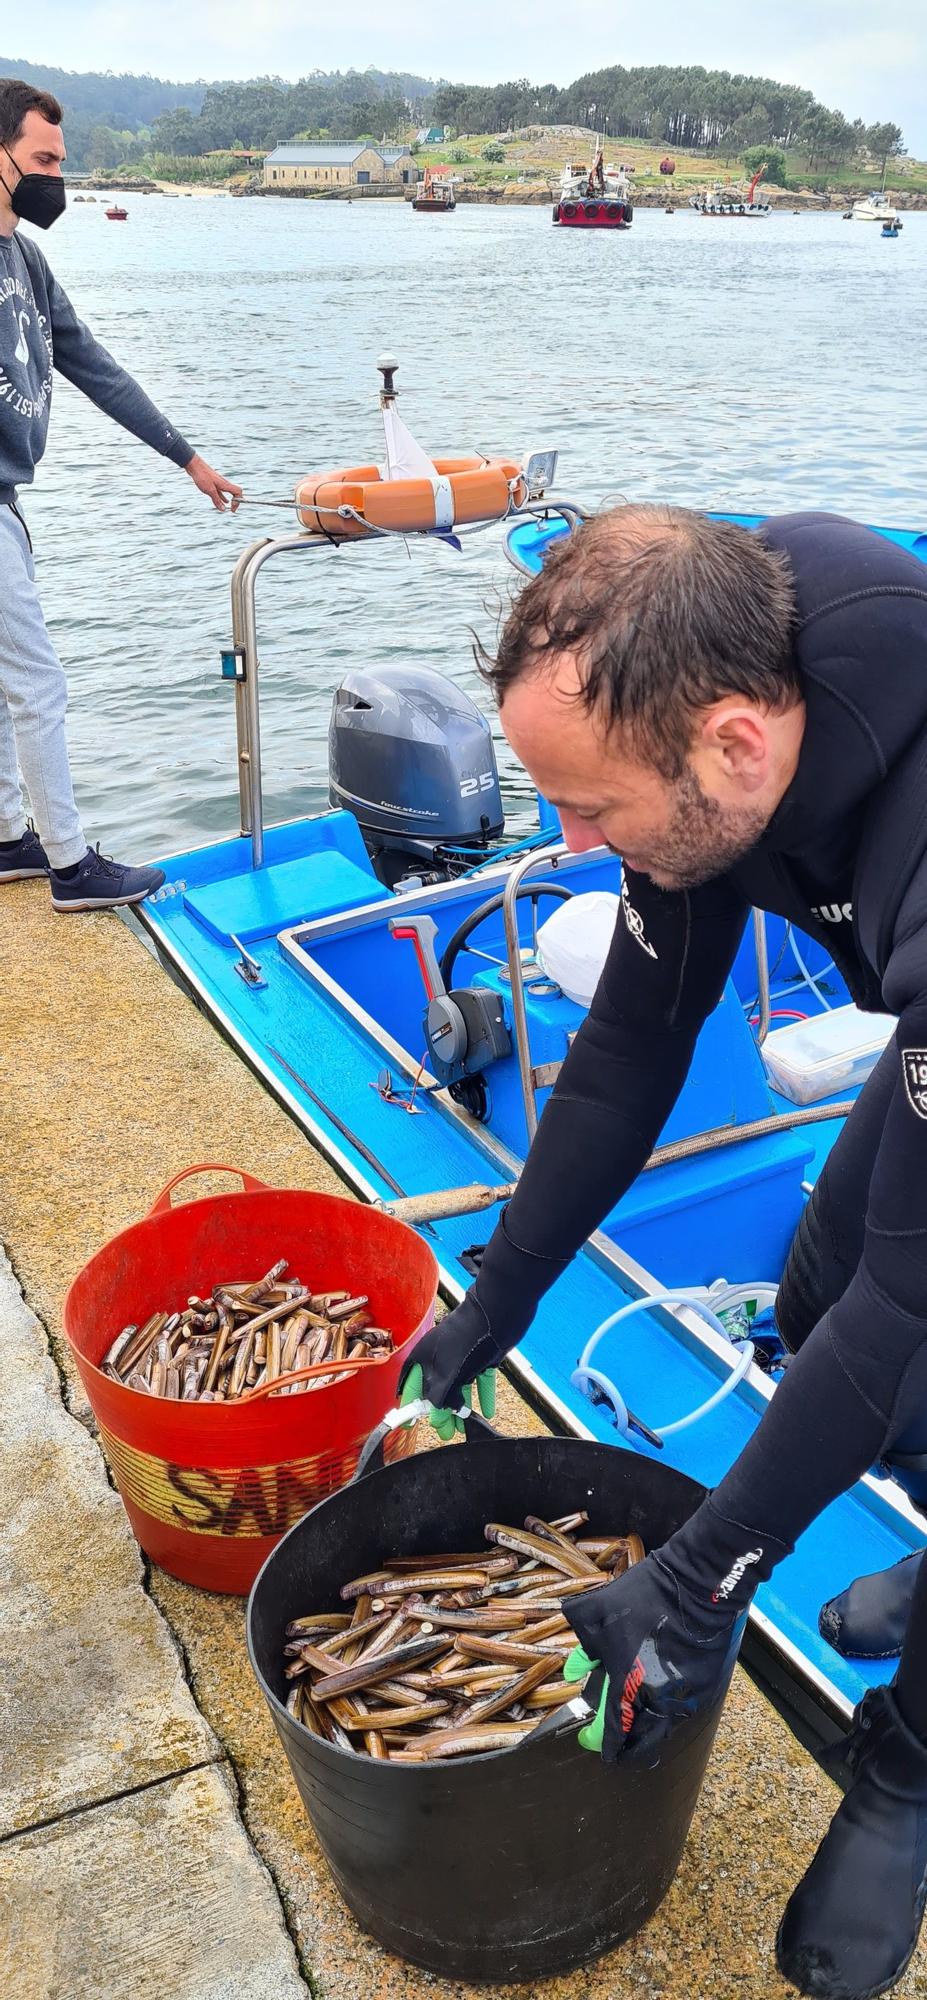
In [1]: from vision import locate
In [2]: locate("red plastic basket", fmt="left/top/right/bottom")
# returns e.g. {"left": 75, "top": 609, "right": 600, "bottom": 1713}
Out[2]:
{"left": 62, "top": 1164, "right": 438, "bottom": 1593}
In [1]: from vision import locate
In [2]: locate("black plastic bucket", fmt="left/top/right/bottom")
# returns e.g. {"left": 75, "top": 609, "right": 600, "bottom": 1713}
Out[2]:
{"left": 247, "top": 1430, "right": 729, "bottom": 1982}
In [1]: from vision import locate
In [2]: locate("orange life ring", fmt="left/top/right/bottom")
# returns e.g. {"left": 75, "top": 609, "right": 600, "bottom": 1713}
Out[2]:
{"left": 295, "top": 455, "right": 527, "bottom": 539}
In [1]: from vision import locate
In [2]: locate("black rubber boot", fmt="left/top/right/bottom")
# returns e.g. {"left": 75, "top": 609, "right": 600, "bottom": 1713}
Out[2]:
{"left": 776, "top": 1683, "right": 927, "bottom": 1998}
{"left": 820, "top": 1554, "right": 923, "bottom": 1660}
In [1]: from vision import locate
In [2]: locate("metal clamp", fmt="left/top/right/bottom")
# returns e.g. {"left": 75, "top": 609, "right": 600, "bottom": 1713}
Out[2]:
{"left": 230, "top": 933, "right": 266, "bottom": 988}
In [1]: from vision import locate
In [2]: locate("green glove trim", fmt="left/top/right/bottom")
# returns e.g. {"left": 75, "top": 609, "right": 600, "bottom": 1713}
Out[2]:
{"left": 399, "top": 1362, "right": 462, "bottom": 1439}
{"left": 399, "top": 1363, "right": 424, "bottom": 1418}
{"left": 476, "top": 1368, "right": 496, "bottom": 1419}
{"left": 563, "top": 1642, "right": 597, "bottom": 1684}
{"left": 563, "top": 1643, "right": 607, "bottom": 1753}
{"left": 578, "top": 1675, "right": 609, "bottom": 1754}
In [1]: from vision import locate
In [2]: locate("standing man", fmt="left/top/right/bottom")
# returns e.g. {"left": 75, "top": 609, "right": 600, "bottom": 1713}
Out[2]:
{"left": 402, "top": 504, "right": 927, "bottom": 1999}
{"left": 0, "top": 78, "right": 242, "bottom": 911}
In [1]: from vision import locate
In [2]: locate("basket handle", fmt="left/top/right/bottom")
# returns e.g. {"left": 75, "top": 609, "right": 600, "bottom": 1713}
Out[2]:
{"left": 148, "top": 1162, "right": 270, "bottom": 1215}
{"left": 239, "top": 1351, "right": 391, "bottom": 1402}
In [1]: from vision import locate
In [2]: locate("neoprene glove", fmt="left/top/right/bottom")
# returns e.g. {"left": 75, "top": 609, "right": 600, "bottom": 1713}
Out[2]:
{"left": 398, "top": 1289, "right": 504, "bottom": 1430}
{"left": 397, "top": 1205, "right": 570, "bottom": 1432}
{"left": 564, "top": 1497, "right": 791, "bottom": 1762}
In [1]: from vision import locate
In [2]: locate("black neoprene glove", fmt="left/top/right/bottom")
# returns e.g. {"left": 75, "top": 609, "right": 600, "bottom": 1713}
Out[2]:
{"left": 397, "top": 1205, "right": 569, "bottom": 1413}
{"left": 565, "top": 1496, "right": 791, "bottom": 1762}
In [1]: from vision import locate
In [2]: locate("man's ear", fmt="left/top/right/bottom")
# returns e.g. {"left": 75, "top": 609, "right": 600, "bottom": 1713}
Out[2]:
{"left": 700, "top": 705, "right": 771, "bottom": 793}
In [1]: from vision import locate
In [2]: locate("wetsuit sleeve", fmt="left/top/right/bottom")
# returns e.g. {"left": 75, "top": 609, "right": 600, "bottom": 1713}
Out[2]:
{"left": 46, "top": 266, "right": 194, "bottom": 466}
{"left": 465, "top": 869, "right": 750, "bottom": 1351}
{"left": 711, "top": 971, "right": 927, "bottom": 1556}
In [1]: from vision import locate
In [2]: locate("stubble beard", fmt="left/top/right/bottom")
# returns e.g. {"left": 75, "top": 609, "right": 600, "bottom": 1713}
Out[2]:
{"left": 620, "top": 765, "right": 770, "bottom": 890}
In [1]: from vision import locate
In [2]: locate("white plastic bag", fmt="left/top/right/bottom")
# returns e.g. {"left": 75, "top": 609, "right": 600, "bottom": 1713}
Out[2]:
{"left": 536, "top": 891, "right": 621, "bottom": 1006}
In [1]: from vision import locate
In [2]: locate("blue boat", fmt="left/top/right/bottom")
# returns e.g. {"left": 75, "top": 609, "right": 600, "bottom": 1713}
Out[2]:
{"left": 139, "top": 374, "right": 927, "bottom": 1752}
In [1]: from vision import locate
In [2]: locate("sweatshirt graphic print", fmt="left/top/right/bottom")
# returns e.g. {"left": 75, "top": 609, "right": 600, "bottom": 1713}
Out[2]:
{"left": 0, "top": 229, "right": 193, "bottom": 503}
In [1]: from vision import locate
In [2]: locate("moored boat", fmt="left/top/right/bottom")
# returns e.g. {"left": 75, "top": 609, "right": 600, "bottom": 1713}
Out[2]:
{"left": 411, "top": 168, "right": 455, "bottom": 214}
{"left": 105, "top": 204, "right": 128, "bottom": 221}
{"left": 552, "top": 144, "right": 632, "bottom": 227}
{"left": 691, "top": 166, "right": 771, "bottom": 216}
{"left": 853, "top": 189, "right": 898, "bottom": 222}
{"left": 139, "top": 360, "right": 927, "bottom": 1753}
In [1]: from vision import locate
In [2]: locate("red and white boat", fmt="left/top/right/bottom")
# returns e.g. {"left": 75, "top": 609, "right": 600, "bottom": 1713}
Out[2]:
{"left": 552, "top": 145, "right": 633, "bottom": 228}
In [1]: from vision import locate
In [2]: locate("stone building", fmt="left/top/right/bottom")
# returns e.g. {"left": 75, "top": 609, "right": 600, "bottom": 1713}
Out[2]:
{"left": 263, "top": 143, "right": 417, "bottom": 190}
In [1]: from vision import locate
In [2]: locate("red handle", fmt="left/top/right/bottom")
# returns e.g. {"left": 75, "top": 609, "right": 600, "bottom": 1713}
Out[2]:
{"left": 390, "top": 924, "right": 436, "bottom": 1001}
{"left": 147, "top": 1162, "right": 270, "bottom": 1215}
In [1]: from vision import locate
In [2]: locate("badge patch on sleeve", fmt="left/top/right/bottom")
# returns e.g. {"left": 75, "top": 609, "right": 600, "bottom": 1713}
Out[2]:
{"left": 620, "top": 879, "right": 658, "bottom": 960}
{"left": 902, "top": 1050, "right": 927, "bottom": 1120}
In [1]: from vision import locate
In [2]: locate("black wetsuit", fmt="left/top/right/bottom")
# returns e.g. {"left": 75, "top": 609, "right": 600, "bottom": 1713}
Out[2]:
{"left": 443, "top": 510, "right": 927, "bottom": 1728}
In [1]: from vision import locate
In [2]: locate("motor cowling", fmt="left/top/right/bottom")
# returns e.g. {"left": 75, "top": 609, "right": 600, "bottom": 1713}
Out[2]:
{"left": 329, "top": 665, "right": 504, "bottom": 885}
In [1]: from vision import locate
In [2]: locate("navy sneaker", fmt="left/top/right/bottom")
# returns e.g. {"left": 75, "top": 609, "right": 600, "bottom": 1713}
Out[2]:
{"left": 0, "top": 823, "right": 49, "bottom": 882}
{"left": 49, "top": 845, "right": 166, "bottom": 912}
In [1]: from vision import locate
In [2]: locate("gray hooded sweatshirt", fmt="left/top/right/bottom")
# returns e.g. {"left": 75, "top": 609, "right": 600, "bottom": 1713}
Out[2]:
{"left": 0, "top": 227, "right": 193, "bottom": 505}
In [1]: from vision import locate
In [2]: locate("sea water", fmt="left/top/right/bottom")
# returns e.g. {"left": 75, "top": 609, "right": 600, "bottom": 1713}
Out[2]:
{"left": 23, "top": 194, "right": 927, "bottom": 857}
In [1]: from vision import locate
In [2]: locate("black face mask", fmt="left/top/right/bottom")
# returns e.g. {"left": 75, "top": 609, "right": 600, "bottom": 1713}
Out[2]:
{"left": 1, "top": 145, "right": 66, "bottom": 230}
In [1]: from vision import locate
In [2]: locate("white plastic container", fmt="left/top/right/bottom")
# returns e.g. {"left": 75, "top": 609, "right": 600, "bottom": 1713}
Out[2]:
{"left": 761, "top": 1004, "right": 895, "bottom": 1106}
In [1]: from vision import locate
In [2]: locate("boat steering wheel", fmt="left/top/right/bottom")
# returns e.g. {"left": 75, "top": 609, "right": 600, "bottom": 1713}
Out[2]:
{"left": 439, "top": 882, "right": 574, "bottom": 989}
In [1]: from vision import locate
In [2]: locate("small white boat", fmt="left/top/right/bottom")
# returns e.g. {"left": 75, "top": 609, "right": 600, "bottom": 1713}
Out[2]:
{"left": 852, "top": 191, "right": 898, "bottom": 222}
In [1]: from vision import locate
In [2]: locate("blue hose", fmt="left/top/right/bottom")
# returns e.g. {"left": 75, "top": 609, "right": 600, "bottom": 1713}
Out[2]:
{"left": 572, "top": 1289, "right": 755, "bottom": 1442}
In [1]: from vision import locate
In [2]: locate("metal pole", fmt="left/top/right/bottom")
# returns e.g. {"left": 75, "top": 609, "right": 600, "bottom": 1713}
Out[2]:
{"left": 228, "top": 532, "right": 330, "bottom": 870}
{"left": 225, "top": 497, "right": 590, "bottom": 872}
{"left": 752, "top": 907, "right": 771, "bottom": 1046}
{"left": 503, "top": 849, "right": 556, "bottom": 1143}
{"left": 229, "top": 539, "right": 268, "bottom": 840}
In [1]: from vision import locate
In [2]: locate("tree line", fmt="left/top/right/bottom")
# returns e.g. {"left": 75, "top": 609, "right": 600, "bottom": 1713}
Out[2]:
{"left": 0, "top": 55, "right": 205, "bottom": 170}
{"left": 0, "top": 60, "right": 435, "bottom": 170}
{"left": 435, "top": 67, "right": 904, "bottom": 170}
{"left": 0, "top": 56, "right": 905, "bottom": 175}
{"left": 148, "top": 73, "right": 426, "bottom": 158}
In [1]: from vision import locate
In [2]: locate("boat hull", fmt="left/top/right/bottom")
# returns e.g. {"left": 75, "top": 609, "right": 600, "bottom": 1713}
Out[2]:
{"left": 412, "top": 198, "right": 456, "bottom": 213}
{"left": 553, "top": 199, "right": 632, "bottom": 227}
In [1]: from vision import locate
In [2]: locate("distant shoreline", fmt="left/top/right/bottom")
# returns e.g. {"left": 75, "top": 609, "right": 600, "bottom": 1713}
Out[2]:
{"left": 67, "top": 175, "right": 927, "bottom": 213}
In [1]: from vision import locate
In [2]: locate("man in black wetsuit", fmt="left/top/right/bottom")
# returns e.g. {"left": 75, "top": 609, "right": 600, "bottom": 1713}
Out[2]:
{"left": 400, "top": 505, "right": 927, "bottom": 2000}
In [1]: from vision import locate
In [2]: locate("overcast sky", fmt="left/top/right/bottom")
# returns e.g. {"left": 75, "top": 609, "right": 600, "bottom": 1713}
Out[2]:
{"left": 21, "top": 0, "right": 927, "bottom": 156}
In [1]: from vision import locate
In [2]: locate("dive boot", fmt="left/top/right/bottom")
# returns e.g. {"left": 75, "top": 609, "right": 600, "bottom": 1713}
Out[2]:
{"left": 820, "top": 1553, "right": 922, "bottom": 1660}
{"left": 776, "top": 1682, "right": 927, "bottom": 1998}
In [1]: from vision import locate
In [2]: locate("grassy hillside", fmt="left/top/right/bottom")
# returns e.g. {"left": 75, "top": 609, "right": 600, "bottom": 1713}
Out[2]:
{"left": 415, "top": 129, "right": 927, "bottom": 197}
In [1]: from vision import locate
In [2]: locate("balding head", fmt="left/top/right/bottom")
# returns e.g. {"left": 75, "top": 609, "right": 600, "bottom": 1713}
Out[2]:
{"left": 479, "top": 503, "right": 798, "bottom": 778}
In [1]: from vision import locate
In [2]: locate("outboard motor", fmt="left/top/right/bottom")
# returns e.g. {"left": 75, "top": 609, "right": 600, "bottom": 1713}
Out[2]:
{"left": 329, "top": 665, "right": 504, "bottom": 887}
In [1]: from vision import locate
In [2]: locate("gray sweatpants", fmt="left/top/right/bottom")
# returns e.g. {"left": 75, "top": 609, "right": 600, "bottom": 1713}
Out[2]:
{"left": 0, "top": 503, "right": 85, "bottom": 869}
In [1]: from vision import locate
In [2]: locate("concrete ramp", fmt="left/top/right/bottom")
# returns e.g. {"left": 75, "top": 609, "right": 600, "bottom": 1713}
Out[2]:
{"left": 0, "top": 1249, "right": 305, "bottom": 1999}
